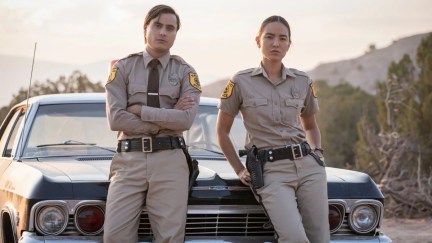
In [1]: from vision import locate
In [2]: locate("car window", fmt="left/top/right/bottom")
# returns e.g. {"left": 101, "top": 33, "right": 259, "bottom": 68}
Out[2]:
{"left": 23, "top": 103, "right": 117, "bottom": 157}
{"left": 0, "top": 108, "right": 25, "bottom": 157}
{"left": 184, "top": 105, "right": 246, "bottom": 156}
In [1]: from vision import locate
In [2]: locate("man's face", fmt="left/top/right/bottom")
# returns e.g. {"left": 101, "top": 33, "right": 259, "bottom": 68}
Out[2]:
{"left": 145, "top": 13, "right": 178, "bottom": 56}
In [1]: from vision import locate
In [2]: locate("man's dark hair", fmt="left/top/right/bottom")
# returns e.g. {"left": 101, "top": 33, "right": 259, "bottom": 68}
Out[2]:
{"left": 144, "top": 5, "right": 181, "bottom": 32}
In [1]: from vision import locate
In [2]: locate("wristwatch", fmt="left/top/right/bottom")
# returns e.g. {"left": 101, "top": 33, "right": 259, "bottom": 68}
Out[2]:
{"left": 314, "top": 148, "right": 325, "bottom": 162}
{"left": 314, "top": 148, "right": 324, "bottom": 154}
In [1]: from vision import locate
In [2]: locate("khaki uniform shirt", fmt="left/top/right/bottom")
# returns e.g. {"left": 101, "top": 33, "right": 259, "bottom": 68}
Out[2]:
{"left": 106, "top": 50, "right": 201, "bottom": 140}
{"left": 218, "top": 63, "right": 318, "bottom": 149}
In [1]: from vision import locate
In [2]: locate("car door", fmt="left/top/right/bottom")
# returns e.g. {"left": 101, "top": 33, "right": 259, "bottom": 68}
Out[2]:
{"left": 0, "top": 106, "right": 26, "bottom": 243}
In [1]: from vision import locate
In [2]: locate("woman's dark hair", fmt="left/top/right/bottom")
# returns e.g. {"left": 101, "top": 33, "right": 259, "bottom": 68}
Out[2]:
{"left": 257, "top": 15, "right": 291, "bottom": 41}
{"left": 144, "top": 5, "right": 181, "bottom": 31}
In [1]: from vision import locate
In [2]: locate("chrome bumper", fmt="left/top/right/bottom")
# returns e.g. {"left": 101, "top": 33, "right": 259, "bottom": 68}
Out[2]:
{"left": 20, "top": 232, "right": 392, "bottom": 243}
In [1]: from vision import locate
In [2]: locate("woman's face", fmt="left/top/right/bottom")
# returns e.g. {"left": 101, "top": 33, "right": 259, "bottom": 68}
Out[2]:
{"left": 256, "top": 21, "right": 291, "bottom": 62}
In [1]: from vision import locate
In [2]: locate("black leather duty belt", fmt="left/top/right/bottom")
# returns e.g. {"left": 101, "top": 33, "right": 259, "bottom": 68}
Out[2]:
{"left": 117, "top": 136, "right": 186, "bottom": 153}
{"left": 257, "top": 142, "right": 311, "bottom": 162}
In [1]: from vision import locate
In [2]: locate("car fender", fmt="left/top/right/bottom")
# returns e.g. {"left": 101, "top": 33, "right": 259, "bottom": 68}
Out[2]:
{"left": 1, "top": 203, "right": 19, "bottom": 243}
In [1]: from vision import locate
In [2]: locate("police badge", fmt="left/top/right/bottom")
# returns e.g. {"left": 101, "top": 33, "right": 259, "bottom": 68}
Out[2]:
{"left": 168, "top": 73, "right": 179, "bottom": 86}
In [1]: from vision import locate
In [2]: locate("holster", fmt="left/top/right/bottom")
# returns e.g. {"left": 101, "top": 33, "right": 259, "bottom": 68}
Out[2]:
{"left": 182, "top": 148, "right": 199, "bottom": 193}
{"left": 246, "top": 145, "right": 264, "bottom": 190}
{"left": 309, "top": 152, "right": 326, "bottom": 167}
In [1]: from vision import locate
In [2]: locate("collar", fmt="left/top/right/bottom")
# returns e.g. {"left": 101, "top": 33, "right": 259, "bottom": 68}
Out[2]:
{"left": 251, "top": 62, "right": 297, "bottom": 79}
{"left": 142, "top": 50, "right": 171, "bottom": 69}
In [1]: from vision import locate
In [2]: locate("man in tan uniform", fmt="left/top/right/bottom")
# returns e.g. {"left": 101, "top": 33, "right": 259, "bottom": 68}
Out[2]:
{"left": 104, "top": 5, "right": 201, "bottom": 243}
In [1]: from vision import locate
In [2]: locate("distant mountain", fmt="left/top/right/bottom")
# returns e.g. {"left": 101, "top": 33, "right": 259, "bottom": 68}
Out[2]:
{"left": 1, "top": 32, "right": 429, "bottom": 107}
{"left": 308, "top": 32, "right": 430, "bottom": 94}
{"left": 202, "top": 32, "right": 431, "bottom": 98}
{"left": 0, "top": 55, "right": 111, "bottom": 107}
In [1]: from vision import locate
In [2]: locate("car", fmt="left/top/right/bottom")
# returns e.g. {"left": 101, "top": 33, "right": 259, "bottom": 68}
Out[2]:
{"left": 0, "top": 93, "right": 392, "bottom": 243}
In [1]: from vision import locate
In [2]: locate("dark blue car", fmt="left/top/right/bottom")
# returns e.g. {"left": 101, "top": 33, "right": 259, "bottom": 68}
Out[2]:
{"left": 0, "top": 93, "right": 392, "bottom": 242}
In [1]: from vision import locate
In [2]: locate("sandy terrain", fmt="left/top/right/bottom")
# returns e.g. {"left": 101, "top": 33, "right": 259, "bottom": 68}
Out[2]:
{"left": 380, "top": 217, "right": 432, "bottom": 243}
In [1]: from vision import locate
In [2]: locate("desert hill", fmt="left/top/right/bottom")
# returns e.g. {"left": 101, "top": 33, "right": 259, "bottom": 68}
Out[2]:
{"left": 202, "top": 32, "right": 430, "bottom": 97}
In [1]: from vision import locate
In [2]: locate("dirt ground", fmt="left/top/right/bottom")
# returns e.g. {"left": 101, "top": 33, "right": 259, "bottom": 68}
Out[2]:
{"left": 380, "top": 217, "right": 432, "bottom": 243}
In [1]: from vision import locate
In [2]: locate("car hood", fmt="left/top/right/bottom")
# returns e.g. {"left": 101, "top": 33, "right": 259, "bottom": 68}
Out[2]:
{"left": 25, "top": 157, "right": 111, "bottom": 182}
{"left": 198, "top": 159, "right": 372, "bottom": 182}
{"left": 24, "top": 156, "right": 383, "bottom": 200}
{"left": 195, "top": 158, "right": 384, "bottom": 200}
{"left": 25, "top": 157, "right": 369, "bottom": 183}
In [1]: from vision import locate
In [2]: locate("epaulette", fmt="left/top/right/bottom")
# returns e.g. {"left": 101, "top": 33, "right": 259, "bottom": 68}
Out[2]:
{"left": 289, "top": 68, "right": 309, "bottom": 78}
{"left": 170, "top": 55, "right": 188, "bottom": 65}
{"left": 116, "top": 52, "right": 143, "bottom": 63}
{"left": 127, "top": 52, "right": 143, "bottom": 58}
{"left": 235, "top": 68, "right": 255, "bottom": 76}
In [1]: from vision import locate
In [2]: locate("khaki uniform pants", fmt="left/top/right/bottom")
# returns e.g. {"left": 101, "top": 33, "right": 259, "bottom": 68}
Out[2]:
{"left": 257, "top": 154, "right": 330, "bottom": 243}
{"left": 104, "top": 149, "right": 189, "bottom": 243}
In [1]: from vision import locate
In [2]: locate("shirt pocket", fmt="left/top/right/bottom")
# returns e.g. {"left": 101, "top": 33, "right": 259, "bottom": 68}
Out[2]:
{"left": 281, "top": 98, "right": 304, "bottom": 126}
{"left": 159, "top": 83, "right": 180, "bottom": 108}
{"left": 127, "top": 84, "right": 147, "bottom": 105}
{"left": 243, "top": 98, "right": 269, "bottom": 120}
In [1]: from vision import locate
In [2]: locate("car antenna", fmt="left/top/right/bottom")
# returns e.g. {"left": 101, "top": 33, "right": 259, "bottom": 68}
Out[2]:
{"left": 17, "top": 42, "right": 37, "bottom": 162}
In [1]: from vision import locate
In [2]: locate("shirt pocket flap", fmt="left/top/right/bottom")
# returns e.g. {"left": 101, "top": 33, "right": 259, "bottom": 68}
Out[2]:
{"left": 285, "top": 99, "right": 303, "bottom": 108}
{"left": 128, "top": 84, "right": 147, "bottom": 95}
{"left": 244, "top": 98, "right": 268, "bottom": 107}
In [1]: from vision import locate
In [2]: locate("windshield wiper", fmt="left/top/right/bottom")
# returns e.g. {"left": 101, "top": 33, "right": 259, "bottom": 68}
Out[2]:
{"left": 36, "top": 140, "right": 116, "bottom": 153}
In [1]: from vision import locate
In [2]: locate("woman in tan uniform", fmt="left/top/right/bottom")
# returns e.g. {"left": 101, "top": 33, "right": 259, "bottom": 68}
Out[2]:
{"left": 217, "top": 16, "right": 330, "bottom": 243}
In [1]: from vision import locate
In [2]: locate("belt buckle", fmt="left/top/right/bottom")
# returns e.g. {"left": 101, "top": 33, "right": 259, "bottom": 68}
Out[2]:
{"left": 142, "top": 137, "right": 152, "bottom": 152}
{"left": 291, "top": 144, "right": 303, "bottom": 159}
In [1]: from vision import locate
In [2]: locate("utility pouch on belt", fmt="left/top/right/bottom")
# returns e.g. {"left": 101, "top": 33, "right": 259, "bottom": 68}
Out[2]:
{"left": 246, "top": 145, "right": 264, "bottom": 190}
{"left": 182, "top": 148, "right": 199, "bottom": 193}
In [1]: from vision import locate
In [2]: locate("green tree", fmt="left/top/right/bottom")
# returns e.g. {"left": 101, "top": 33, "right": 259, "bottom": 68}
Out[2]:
{"left": 0, "top": 70, "right": 104, "bottom": 123}
{"left": 315, "top": 80, "right": 377, "bottom": 168}
{"left": 414, "top": 33, "right": 432, "bottom": 154}
{"left": 356, "top": 34, "right": 432, "bottom": 217}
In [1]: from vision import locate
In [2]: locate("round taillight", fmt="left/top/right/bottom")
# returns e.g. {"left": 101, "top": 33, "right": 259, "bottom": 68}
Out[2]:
{"left": 75, "top": 205, "right": 104, "bottom": 235}
{"left": 329, "top": 204, "right": 343, "bottom": 233}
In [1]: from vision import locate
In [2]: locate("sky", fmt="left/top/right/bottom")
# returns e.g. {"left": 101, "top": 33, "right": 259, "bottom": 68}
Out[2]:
{"left": 1, "top": 0, "right": 432, "bottom": 84}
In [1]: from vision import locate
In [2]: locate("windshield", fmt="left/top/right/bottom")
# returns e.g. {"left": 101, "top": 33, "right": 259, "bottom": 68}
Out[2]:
{"left": 184, "top": 105, "right": 246, "bottom": 157}
{"left": 24, "top": 103, "right": 117, "bottom": 157}
{"left": 22, "top": 102, "right": 246, "bottom": 158}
